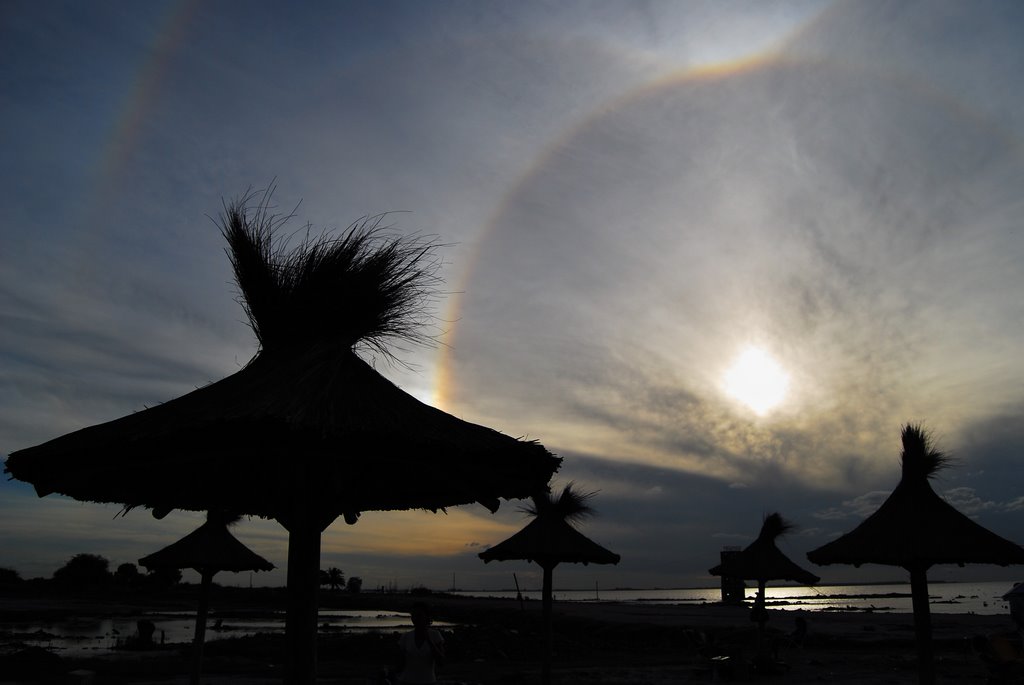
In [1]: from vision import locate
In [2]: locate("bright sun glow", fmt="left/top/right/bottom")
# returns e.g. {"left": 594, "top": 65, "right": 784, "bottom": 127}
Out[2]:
{"left": 723, "top": 347, "right": 790, "bottom": 415}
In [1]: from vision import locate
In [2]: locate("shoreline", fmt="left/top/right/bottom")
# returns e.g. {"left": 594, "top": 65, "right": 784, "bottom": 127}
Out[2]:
{"left": 2, "top": 592, "right": 1020, "bottom": 683}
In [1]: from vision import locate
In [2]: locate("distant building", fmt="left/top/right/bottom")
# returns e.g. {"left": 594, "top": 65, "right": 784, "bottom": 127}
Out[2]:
{"left": 719, "top": 548, "right": 745, "bottom": 604}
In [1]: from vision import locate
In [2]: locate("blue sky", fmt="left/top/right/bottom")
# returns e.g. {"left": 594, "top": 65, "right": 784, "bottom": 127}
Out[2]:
{"left": 3, "top": 0, "right": 1024, "bottom": 591}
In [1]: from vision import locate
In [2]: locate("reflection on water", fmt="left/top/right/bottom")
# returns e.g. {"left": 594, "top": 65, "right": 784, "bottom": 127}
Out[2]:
{"left": 454, "top": 580, "right": 1018, "bottom": 616}
{"left": 3, "top": 609, "right": 436, "bottom": 657}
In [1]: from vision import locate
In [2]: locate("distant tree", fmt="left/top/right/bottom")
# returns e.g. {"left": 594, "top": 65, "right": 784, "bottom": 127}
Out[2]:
{"left": 325, "top": 567, "right": 345, "bottom": 591}
{"left": 114, "top": 562, "right": 141, "bottom": 586}
{"left": 0, "top": 567, "right": 22, "bottom": 585}
{"left": 347, "top": 576, "right": 362, "bottom": 594}
{"left": 53, "top": 554, "right": 111, "bottom": 588}
{"left": 145, "top": 566, "right": 182, "bottom": 589}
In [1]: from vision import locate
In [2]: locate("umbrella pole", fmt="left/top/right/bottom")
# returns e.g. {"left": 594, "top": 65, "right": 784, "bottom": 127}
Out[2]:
{"left": 755, "top": 579, "right": 767, "bottom": 658}
{"left": 542, "top": 564, "right": 554, "bottom": 685}
{"left": 909, "top": 565, "right": 935, "bottom": 685}
{"left": 284, "top": 520, "right": 322, "bottom": 685}
{"left": 191, "top": 570, "right": 214, "bottom": 685}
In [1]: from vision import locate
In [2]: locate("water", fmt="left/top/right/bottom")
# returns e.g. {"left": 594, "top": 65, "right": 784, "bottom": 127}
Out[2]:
{"left": 5, "top": 581, "right": 1018, "bottom": 656}
{"left": 452, "top": 580, "right": 1020, "bottom": 616}
{"left": 2, "top": 608, "right": 435, "bottom": 657}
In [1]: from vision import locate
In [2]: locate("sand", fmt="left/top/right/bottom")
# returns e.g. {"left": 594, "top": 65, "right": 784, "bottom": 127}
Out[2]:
{"left": 2, "top": 591, "right": 1022, "bottom": 684}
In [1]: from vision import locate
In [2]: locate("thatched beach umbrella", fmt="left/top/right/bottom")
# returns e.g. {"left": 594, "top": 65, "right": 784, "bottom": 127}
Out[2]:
{"left": 709, "top": 513, "right": 820, "bottom": 587}
{"left": 139, "top": 512, "right": 273, "bottom": 685}
{"left": 479, "top": 484, "right": 620, "bottom": 685}
{"left": 5, "top": 191, "right": 560, "bottom": 684}
{"left": 807, "top": 424, "right": 1024, "bottom": 685}
{"left": 709, "top": 513, "right": 819, "bottom": 660}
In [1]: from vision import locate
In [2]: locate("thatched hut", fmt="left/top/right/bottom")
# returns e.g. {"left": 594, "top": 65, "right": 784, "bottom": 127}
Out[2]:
{"left": 139, "top": 512, "right": 273, "bottom": 685}
{"left": 807, "top": 424, "right": 1024, "bottom": 685}
{"left": 480, "top": 484, "right": 620, "bottom": 685}
{"left": 5, "top": 191, "right": 560, "bottom": 684}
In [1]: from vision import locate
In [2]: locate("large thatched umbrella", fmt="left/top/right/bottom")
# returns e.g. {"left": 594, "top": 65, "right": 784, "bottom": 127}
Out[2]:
{"left": 139, "top": 512, "right": 273, "bottom": 685}
{"left": 709, "top": 513, "right": 819, "bottom": 660}
{"left": 4, "top": 191, "right": 560, "bottom": 684}
{"left": 479, "top": 484, "right": 620, "bottom": 685}
{"left": 807, "top": 424, "right": 1024, "bottom": 685}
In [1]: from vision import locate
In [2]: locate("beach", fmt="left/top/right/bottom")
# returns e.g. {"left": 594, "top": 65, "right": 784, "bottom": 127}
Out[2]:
{"left": 2, "top": 590, "right": 1021, "bottom": 684}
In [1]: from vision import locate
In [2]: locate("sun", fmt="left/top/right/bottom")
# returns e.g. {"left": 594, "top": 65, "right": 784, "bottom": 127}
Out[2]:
{"left": 723, "top": 347, "right": 790, "bottom": 415}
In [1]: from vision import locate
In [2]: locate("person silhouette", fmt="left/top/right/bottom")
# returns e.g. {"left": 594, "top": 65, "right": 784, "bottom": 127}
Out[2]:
{"left": 1008, "top": 587, "right": 1024, "bottom": 639}
{"left": 394, "top": 602, "right": 445, "bottom": 685}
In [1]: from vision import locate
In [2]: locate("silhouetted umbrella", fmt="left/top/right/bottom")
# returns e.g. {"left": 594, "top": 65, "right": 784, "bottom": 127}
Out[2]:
{"left": 709, "top": 513, "right": 820, "bottom": 586}
{"left": 139, "top": 513, "right": 274, "bottom": 574}
{"left": 480, "top": 484, "right": 619, "bottom": 685}
{"left": 5, "top": 191, "right": 560, "bottom": 684}
{"left": 479, "top": 516, "right": 621, "bottom": 567}
{"left": 709, "top": 513, "right": 818, "bottom": 661}
{"left": 4, "top": 346, "right": 556, "bottom": 519}
{"left": 708, "top": 509, "right": 819, "bottom": 585}
{"left": 139, "top": 512, "right": 273, "bottom": 685}
{"left": 807, "top": 424, "right": 1024, "bottom": 685}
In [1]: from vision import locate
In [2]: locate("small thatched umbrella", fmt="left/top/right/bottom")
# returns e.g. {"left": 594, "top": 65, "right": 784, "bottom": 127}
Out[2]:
{"left": 807, "top": 424, "right": 1024, "bottom": 685}
{"left": 139, "top": 511, "right": 273, "bottom": 685}
{"left": 5, "top": 190, "right": 560, "bottom": 684}
{"left": 479, "top": 484, "right": 620, "bottom": 685}
{"left": 709, "top": 513, "right": 819, "bottom": 659}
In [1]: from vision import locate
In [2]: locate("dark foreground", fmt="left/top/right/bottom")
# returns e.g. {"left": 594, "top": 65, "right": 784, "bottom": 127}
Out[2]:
{"left": 2, "top": 588, "right": 1022, "bottom": 684}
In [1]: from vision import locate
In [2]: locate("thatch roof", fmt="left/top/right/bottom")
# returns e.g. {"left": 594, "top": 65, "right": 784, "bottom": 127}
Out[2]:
{"left": 5, "top": 347, "right": 558, "bottom": 522}
{"left": 479, "top": 516, "right": 621, "bottom": 567}
{"left": 709, "top": 513, "right": 819, "bottom": 585}
{"left": 479, "top": 484, "right": 620, "bottom": 568}
{"left": 138, "top": 517, "right": 274, "bottom": 575}
{"left": 4, "top": 191, "right": 559, "bottom": 524}
{"left": 807, "top": 425, "right": 1024, "bottom": 570}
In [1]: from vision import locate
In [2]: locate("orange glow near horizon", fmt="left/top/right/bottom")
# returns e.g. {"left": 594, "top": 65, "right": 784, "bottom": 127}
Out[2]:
{"left": 322, "top": 508, "right": 526, "bottom": 558}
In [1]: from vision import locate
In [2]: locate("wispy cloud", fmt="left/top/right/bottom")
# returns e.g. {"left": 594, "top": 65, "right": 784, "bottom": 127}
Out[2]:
{"left": 3, "top": 1, "right": 1024, "bottom": 589}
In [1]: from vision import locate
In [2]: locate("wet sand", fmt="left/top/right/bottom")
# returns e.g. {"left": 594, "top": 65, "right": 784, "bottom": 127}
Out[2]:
{"left": 1, "top": 591, "right": 1020, "bottom": 684}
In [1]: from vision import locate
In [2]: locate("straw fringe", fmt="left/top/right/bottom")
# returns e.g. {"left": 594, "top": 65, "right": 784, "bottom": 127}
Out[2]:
{"left": 220, "top": 185, "right": 443, "bottom": 361}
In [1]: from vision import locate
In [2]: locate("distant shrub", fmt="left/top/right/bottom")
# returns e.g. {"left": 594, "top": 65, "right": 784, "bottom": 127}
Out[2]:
{"left": 144, "top": 566, "right": 182, "bottom": 589}
{"left": 114, "top": 563, "right": 142, "bottom": 586}
{"left": 53, "top": 554, "right": 111, "bottom": 588}
{"left": 0, "top": 567, "right": 22, "bottom": 586}
{"left": 347, "top": 576, "right": 362, "bottom": 594}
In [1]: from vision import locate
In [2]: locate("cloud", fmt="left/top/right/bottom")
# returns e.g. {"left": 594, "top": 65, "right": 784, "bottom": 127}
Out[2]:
{"left": 940, "top": 487, "right": 998, "bottom": 515}
{"left": 322, "top": 509, "right": 523, "bottom": 559}
{"left": 813, "top": 492, "right": 888, "bottom": 520}
{"left": 4, "top": 1, "right": 1024, "bottom": 590}
{"left": 445, "top": 52, "right": 1024, "bottom": 500}
{"left": 812, "top": 508, "right": 849, "bottom": 522}
{"left": 936, "top": 486, "right": 1024, "bottom": 517}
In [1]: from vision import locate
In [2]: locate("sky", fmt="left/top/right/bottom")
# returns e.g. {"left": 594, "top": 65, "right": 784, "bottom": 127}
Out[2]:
{"left": 3, "top": 0, "right": 1024, "bottom": 592}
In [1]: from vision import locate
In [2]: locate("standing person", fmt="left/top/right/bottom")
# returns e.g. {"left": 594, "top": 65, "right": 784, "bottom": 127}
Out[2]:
{"left": 1007, "top": 583, "right": 1024, "bottom": 641}
{"left": 395, "top": 602, "right": 445, "bottom": 685}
